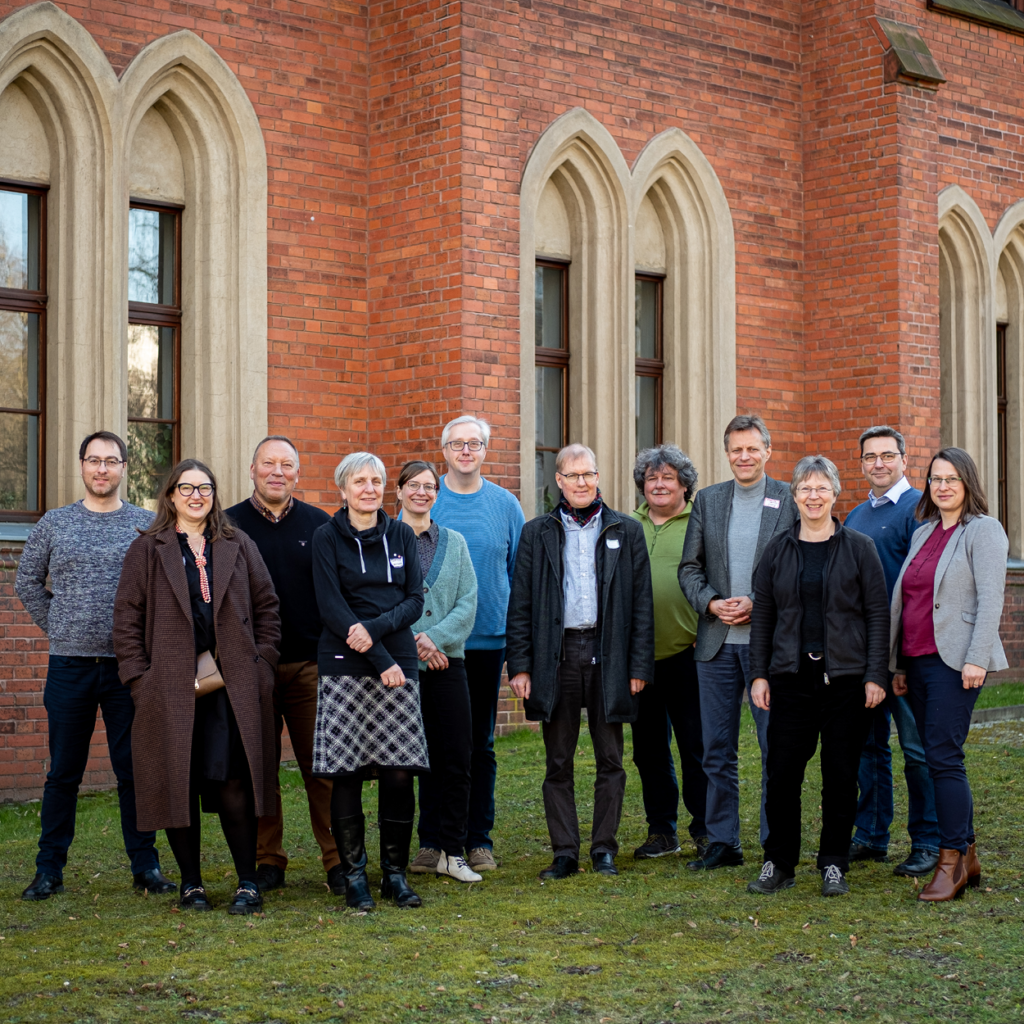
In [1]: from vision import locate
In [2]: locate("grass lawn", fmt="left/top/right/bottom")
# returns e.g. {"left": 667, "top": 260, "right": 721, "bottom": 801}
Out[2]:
{"left": 975, "top": 681, "right": 1024, "bottom": 709}
{"left": 2, "top": 710, "right": 1022, "bottom": 1024}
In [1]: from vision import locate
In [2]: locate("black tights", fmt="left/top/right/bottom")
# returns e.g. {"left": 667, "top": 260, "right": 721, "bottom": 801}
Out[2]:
{"left": 164, "top": 778, "right": 258, "bottom": 890}
{"left": 330, "top": 769, "right": 415, "bottom": 821}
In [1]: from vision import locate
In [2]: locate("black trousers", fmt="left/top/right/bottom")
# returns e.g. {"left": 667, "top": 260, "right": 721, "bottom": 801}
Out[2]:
{"left": 630, "top": 647, "right": 707, "bottom": 838}
{"left": 763, "top": 657, "right": 872, "bottom": 876}
{"left": 542, "top": 628, "right": 626, "bottom": 860}
{"left": 416, "top": 658, "right": 474, "bottom": 855}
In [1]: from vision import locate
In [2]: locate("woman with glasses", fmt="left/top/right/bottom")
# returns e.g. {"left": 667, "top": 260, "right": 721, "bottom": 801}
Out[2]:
{"left": 747, "top": 456, "right": 889, "bottom": 898}
{"left": 889, "top": 448, "right": 1007, "bottom": 901}
{"left": 397, "top": 461, "right": 481, "bottom": 883}
{"left": 114, "top": 460, "right": 281, "bottom": 914}
{"left": 311, "top": 452, "right": 428, "bottom": 910}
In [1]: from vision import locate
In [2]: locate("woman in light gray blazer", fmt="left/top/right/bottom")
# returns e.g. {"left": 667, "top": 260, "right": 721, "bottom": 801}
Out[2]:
{"left": 890, "top": 447, "right": 1007, "bottom": 903}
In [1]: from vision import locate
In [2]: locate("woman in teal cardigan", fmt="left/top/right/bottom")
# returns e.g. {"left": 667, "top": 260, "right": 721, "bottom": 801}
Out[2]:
{"left": 397, "top": 461, "right": 480, "bottom": 882}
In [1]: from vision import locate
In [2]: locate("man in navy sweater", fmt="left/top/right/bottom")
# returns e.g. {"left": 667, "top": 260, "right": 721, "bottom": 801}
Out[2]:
{"left": 844, "top": 426, "right": 939, "bottom": 878}
{"left": 227, "top": 436, "right": 337, "bottom": 893}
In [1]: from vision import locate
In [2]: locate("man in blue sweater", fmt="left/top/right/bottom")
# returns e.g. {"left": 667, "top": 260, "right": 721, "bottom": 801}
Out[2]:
{"left": 410, "top": 415, "right": 525, "bottom": 875}
{"left": 844, "top": 426, "right": 939, "bottom": 878}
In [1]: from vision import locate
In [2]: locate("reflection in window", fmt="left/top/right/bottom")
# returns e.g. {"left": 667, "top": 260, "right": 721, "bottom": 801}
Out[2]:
{"left": 0, "top": 184, "right": 45, "bottom": 515}
{"left": 635, "top": 275, "right": 664, "bottom": 453}
{"left": 535, "top": 261, "right": 568, "bottom": 514}
{"left": 128, "top": 203, "right": 180, "bottom": 510}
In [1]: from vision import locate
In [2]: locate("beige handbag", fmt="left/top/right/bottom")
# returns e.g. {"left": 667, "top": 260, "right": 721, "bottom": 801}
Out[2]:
{"left": 195, "top": 649, "right": 225, "bottom": 698}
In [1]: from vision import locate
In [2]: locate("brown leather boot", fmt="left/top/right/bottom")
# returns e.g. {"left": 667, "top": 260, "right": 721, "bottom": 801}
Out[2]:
{"left": 918, "top": 848, "right": 968, "bottom": 902}
{"left": 964, "top": 842, "right": 981, "bottom": 889}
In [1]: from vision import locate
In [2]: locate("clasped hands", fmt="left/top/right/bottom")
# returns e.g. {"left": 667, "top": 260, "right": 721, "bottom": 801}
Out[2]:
{"left": 708, "top": 595, "right": 752, "bottom": 626}
{"left": 347, "top": 621, "right": 406, "bottom": 688}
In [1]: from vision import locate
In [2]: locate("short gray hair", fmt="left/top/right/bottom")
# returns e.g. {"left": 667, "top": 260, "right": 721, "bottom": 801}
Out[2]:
{"left": 791, "top": 455, "right": 841, "bottom": 499}
{"left": 633, "top": 444, "right": 698, "bottom": 502}
{"left": 441, "top": 415, "right": 491, "bottom": 448}
{"left": 724, "top": 415, "right": 771, "bottom": 451}
{"left": 334, "top": 451, "right": 387, "bottom": 492}
{"left": 252, "top": 434, "right": 300, "bottom": 467}
{"left": 859, "top": 425, "right": 906, "bottom": 457}
{"left": 555, "top": 443, "right": 598, "bottom": 473}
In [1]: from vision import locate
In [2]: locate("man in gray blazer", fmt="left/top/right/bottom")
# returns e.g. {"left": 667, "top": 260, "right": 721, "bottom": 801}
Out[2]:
{"left": 678, "top": 415, "right": 797, "bottom": 870}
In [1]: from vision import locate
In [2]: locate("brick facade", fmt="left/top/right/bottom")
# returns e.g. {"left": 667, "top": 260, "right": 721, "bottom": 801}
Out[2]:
{"left": 2, "top": 0, "right": 1024, "bottom": 800}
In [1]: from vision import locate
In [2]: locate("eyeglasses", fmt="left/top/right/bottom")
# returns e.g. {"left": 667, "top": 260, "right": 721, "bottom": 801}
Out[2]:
{"left": 928, "top": 476, "right": 962, "bottom": 487}
{"left": 445, "top": 440, "right": 486, "bottom": 452}
{"left": 796, "top": 485, "right": 834, "bottom": 497}
{"left": 558, "top": 472, "right": 598, "bottom": 484}
{"left": 860, "top": 451, "right": 902, "bottom": 465}
{"left": 405, "top": 483, "right": 437, "bottom": 494}
{"left": 175, "top": 483, "right": 215, "bottom": 497}
{"left": 82, "top": 457, "right": 124, "bottom": 469}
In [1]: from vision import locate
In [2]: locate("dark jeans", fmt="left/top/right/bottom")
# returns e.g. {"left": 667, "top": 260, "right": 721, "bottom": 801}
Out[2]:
{"left": 37, "top": 656, "right": 159, "bottom": 879}
{"left": 417, "top": 659, "right": 473, "bottom": 855}
{"left": 696, "top": 643, "right": 770, "bottom": 847}
{"left": 630, "top": 647, "right": 708, "bottom": 838}
{"left": 762, "top": 657, "right": 872, "bottom": 876}
{"left": 465, "top": 647, "right": 505, "bottom": 849}
{"left": 905, "top": 653, "right": 980, "bottom": 854}
{"left": 542, "top": 628, "right": 626, "bottom": 860}
{"left": 853, "top": 690, "right": 939, "bottom": 854}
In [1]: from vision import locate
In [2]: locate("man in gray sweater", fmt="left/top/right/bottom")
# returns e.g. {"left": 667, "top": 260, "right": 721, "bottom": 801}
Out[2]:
{"left": 679, "top": 415, "right": 797, "bottom": 870}
{"left": 15, "top": 432, "right": 174, "bottom": 901}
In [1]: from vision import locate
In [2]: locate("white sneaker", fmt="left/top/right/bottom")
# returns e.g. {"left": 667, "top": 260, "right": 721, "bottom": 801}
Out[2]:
{"left": 437, "top": 851, "right": 483, "bottom": 883}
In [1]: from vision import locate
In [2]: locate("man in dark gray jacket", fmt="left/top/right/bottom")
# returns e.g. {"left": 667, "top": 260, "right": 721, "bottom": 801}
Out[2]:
{"left": 507, "top": 444, "right": 654, "bottom": 881}
{"left": 678, "top": 415, "right": 797, "bottom": 871}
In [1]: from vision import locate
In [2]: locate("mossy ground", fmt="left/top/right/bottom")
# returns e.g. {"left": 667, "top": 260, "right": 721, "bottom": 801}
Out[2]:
{"left": 2, "top": 702, "right": 1022, "bottom": 1024}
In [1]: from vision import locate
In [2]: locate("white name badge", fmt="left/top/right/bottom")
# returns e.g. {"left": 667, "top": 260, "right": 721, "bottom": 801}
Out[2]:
{"left": 606, "top": 538, "right": 620, "bottom": 549}
{"left": 763, "top": 497, "right": 781, "bottom": 509}
{"left": 390, "top": 555, "right": 405, "bottom": 568}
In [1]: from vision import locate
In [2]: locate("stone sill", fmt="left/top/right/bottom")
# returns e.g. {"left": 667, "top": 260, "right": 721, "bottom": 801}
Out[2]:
{"left": 928, "top": 0, "right": 1024, "bottom": 36}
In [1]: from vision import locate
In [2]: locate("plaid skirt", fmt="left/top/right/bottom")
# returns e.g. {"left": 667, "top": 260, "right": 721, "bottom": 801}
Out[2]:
{"left": 312, "top": 674, "right": 430, "bottom": 778}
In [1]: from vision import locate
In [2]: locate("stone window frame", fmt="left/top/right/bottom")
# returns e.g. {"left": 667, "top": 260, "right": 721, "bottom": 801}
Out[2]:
{"left": 519, "top": 109, "right": 736, "bottom": 513}
{"left": 0, "top": 3, "right": 268, "bottom": 520}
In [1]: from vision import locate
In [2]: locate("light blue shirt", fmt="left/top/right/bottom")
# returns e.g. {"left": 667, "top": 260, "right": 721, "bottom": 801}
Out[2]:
{"left": 560, "top": 509, "right": 601, "bottom": 629}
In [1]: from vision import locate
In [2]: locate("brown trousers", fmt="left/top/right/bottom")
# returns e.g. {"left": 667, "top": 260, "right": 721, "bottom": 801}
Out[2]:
{"left": 256, "top": 660, "right": 339, "bottom": 872}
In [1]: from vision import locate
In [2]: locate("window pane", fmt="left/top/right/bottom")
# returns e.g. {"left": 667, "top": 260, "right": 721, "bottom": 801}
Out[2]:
{"left": 636, "top": 278, "right": 659, "bottom": 359}
{"left": 535, "top": 451, "right": 559, "bottom": 516}
{"left": 636, "top": 375, "right": 658, "bottom": 452}
{"left": 128, "top": 421, "right": 173, "bottom": 512}
{"left": 128, "top": 324, "right": 174, "bottom": 419}
{"left": 0, "top": 412, "right": 39, "bottom": 511}
{"left": 0, "top": 311, "right": 40, "bottom": 411}
{"left": 0, "top": 191, "right": 40, "bottom": 290}
{"left": 535, "top": 264, "right": 565, "bottom": 349}
{"left": 128, "top": 208, "right": 175, "bottom": 304}
{"left": 535, "top": 364, "right": 564, "bottom": 450}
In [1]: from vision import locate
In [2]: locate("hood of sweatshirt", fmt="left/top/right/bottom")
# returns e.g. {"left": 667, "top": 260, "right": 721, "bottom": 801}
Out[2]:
{"left": 330, "top": 507, "right": 400, "bottom": 580}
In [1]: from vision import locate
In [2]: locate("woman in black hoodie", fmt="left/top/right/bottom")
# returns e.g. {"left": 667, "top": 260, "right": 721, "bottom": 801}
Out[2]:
{"left": 311, "top": 452, "right": 427, "bottom": 910}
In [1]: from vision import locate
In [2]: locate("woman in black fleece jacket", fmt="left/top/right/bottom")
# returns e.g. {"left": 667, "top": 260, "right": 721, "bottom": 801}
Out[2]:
{"left": 311, "top": 452, "right": 426, "bottom": 911}
{"left": 746, "top": 456, "right": 889, "bottom": 899}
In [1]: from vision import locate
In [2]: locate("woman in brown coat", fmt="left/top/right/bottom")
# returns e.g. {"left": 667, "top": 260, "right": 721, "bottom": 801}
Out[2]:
{"left": 114, "top": 459, "right": 280, "bottom": 914}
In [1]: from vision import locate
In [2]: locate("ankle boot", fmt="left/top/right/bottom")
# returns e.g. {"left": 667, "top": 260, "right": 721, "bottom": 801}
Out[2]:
{"left": 330, "top": 814, "right": 376, "bottom": 911}
{"left": 379, "top": 818, "right": 422, "bottom": 908}
{"left": 918, "top": 848, "right": 968, "bottom": 902}
{"left": 964, "top": 841, "right": 981, "bottom": 889}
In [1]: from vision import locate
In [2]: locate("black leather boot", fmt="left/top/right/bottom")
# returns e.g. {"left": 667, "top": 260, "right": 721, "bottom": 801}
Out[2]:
{"left": 379, "top": 819, "right": 422, "bottom": 908}
{"left": 331, "top": 814, "right": 375, "bottom": 911}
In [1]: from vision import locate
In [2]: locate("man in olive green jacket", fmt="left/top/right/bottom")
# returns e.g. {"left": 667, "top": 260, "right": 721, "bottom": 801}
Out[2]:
{"left": 629, "top": 445, "right": 708, "bottom": 861}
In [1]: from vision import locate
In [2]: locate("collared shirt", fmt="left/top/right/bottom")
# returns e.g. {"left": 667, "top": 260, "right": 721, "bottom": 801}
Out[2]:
{"left": 416, "top": 520, "right": 440, "bottom": 579}
{"left": 250, "top": 492, "right": 294, "bottom": 524}
{"left": 560, "top": 508, "right": 601, "bottom": 629}
{"left": 867, "top": 474, "right": 912, "bottom": 509}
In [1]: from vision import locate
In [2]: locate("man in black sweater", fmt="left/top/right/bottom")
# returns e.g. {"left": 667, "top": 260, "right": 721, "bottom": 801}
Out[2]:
{"left": 227, "top": 436, "right": 337, "bottom": 893}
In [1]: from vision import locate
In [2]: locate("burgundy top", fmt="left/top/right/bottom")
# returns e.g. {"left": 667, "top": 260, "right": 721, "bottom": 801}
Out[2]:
{"left": 900, "top": 522, "right": 958, "bottom": 657}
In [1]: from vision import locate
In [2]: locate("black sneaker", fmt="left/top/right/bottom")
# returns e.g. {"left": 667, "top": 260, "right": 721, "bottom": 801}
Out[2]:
{"left": 747, "top": 860, "right": 795, "bottom": 894}
{"left": 227, "top": 881, "right": 263, "bottom": 915}
{"left": 633, "top": 833, "right": 681, "bottom": 860}
{"left": 180, "top": 885, "right": 213, "bottom": 911}
{"left": 255, "top": 863, "right": 286, "bottom": 892}
{"left": 821, "top": 865, "right": 850, "bottom": 897}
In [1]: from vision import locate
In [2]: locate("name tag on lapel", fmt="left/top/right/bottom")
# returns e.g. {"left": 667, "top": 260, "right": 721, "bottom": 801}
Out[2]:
{"left": 763, "top": 497, "right": 780, "bottom": 509}
{"left": 606, "top": 538, "right": 620, "bottom": 549}
{"left": 390, "top": 554, "right": 405, "bottom": 568}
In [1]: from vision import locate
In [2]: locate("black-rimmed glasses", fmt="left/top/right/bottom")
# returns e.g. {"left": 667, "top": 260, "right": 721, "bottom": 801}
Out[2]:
{"left": 175, "top": 482, "right": 215, "bottom": 497}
